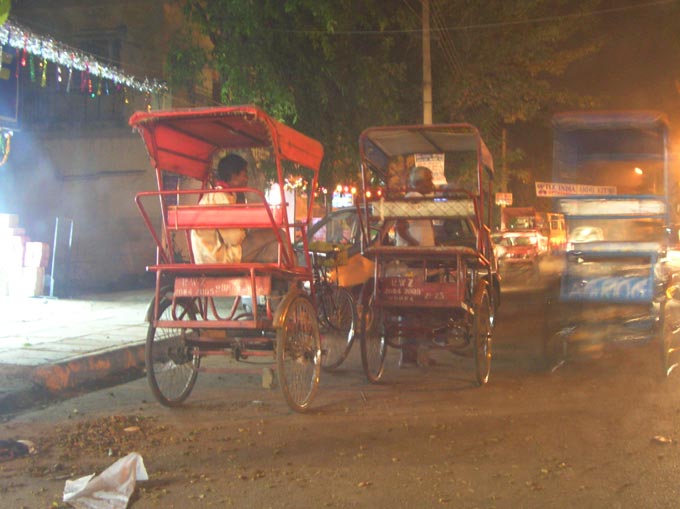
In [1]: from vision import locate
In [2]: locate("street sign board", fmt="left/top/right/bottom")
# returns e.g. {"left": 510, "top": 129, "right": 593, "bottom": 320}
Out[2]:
{"left": 535, "top": 181, "right": 617, "bottom": 197}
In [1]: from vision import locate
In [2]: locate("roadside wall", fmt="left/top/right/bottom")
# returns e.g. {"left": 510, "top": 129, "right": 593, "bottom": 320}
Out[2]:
{"left": 0, "top": 128, "right": 159, "bottom": 293}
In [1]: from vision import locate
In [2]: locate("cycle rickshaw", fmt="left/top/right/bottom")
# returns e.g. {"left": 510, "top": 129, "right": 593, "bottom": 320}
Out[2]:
{"left": 356, "top": 123, "right": 501, "bottom": 384}
{"left": 130, "top": 105, "right": 328, "bottom": 412}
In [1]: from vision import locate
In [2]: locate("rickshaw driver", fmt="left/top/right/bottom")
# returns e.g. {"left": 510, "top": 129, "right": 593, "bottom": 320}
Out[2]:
{"left": 396, "top": 165, "right": 436, "bottom": 247}
{"left": 394, "top": 165, "right": 437, "bottom": 367}
{"left": 190, "top": 153, "right": 279, "bottom": 264}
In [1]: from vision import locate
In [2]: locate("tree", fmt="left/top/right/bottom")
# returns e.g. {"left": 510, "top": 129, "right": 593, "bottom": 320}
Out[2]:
{"left": 0, "top": 0, "right": 10, "bottom": 25}
{"left": 165, "top": 29, "right": 207, "bottom": 105}
{"left": 428, "top": 0, "right": 601, "bottom": 197}
{"left": 176, "top": 0, "right": 422, "bottom": 187}
{"left": 171, "top": 0, "right": 602, "bottom": 189}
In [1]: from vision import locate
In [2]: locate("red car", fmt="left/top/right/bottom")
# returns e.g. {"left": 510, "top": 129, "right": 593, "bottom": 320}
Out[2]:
{"left": 492, "top": 231, "right": 540, "bottom": 274}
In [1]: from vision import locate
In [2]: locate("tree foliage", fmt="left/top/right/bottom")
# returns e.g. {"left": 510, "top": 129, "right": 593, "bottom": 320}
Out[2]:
{"left": 165, "top": 29, "right": 207, "bottom": 104}
{"left": 432, "top": 1, "right": 600, "bottom": 130}
{"left": 429, "top": 0, "right": 601, "bottom": 192}
{"left": 171, "top": 0, "right": 602, "bottom": 188}
{"left": 176, "top": 0, "right": 420, "bottom": 186}
{"left": 0, "top": 0, "right": 10, "bottom": 25}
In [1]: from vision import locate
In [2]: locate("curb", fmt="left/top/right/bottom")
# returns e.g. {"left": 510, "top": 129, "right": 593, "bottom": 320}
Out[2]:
{"left": 0, "top": 343, "right": 146, "bottom": 417}
{"left": 32, "top": 343, "right": 146, "bottom": 392}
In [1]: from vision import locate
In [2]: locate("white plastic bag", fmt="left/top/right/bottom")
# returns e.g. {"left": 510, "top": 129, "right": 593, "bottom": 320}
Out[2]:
{"left": 63, "top": 452, "right": 148, "bottom": 509}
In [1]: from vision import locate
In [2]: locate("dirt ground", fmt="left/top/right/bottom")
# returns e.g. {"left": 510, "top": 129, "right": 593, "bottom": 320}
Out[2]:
{"left": 2, "top": 289, "right": 680, "bottom": 508}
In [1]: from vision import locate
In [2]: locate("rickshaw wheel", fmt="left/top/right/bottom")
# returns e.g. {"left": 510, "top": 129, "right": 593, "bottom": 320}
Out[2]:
{"left": 276, "top": 294, "right": 321, "bottom": 413}
{"left": 146, "top": 297, "right": 200, "bottom": 407}
{"left": 319, "top": 286, "right": 357, "bottom": 371}
{"left": 360, "top": 288, "right": 387, "bottom": 384}
{"left": 659, "top": 300, "right": 679, "bottom": 377}
{"left": 473, "top": 289, "right": 492, "bottom": 386}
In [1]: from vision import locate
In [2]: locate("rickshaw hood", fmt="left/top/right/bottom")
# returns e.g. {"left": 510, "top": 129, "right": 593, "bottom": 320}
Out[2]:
{"left": 129, "top": 105, "right": 324, "bottom": 180}
{"left": 359, "top": 123, "right": 494, "bottom": 179}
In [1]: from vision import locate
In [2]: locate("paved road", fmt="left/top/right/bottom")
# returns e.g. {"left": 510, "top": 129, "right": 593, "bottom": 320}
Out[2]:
{"left": 3, "top": 282, "right": 680, "bottom": 508}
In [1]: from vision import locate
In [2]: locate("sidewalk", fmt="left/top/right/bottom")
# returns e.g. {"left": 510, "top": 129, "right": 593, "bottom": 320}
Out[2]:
{"left": 0, "top": 290, "right": 152, "bottom": 415}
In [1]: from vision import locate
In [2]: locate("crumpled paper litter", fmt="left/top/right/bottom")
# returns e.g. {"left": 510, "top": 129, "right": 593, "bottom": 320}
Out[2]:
{"left": 63, "top": 451, "right": 148, "bottom": 509}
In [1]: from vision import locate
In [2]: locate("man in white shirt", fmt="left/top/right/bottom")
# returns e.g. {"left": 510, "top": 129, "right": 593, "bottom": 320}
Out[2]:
{"left": 396, "top": 166, "right": 435, "bottom": 247}
{"left": 190, "top": 154, "right": 278, "bottom": 264}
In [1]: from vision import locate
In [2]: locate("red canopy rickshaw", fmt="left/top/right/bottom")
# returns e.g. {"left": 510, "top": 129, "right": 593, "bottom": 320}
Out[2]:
{"left": 130, "top": 105, "right": 324, "bottom": 412}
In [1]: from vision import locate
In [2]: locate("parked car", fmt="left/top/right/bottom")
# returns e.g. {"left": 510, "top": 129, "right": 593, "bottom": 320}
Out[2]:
{"left": 491, "top": 231, "right": 540, "bottom": 273}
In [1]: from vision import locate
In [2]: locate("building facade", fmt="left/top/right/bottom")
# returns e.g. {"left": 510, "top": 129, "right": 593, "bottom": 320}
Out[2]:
{"left": 1, "top": 0, "right": 191, "bottom": 293}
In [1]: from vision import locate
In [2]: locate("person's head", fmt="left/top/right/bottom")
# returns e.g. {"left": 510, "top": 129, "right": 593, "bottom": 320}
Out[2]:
{"left": 216, "top": 154, "right": 248, "bottom": 187}
{"left": 408, "top": 166, "right": 434, "bottom": 195}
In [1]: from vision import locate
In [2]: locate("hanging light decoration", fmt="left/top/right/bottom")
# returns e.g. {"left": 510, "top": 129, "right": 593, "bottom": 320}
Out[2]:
{"left": 0, "top": 19, "right": 168, "bottom": 95}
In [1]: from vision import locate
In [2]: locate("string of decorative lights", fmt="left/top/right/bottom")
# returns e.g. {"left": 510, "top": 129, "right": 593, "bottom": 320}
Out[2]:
{"left": 0, "top": 18, "right": 167, "bottom": 95}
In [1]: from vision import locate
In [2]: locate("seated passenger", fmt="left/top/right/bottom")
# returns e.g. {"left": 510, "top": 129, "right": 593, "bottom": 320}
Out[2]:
{"left": 396, "top": 166, "right": 435, "bottom": 247}
{"left": 190, "top": 154, "right": 278, "bottom": 264}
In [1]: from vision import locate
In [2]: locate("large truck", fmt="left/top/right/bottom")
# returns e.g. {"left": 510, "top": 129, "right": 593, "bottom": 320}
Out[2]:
{"left": 544, "top": 110, "right": 677, "bottom": 375}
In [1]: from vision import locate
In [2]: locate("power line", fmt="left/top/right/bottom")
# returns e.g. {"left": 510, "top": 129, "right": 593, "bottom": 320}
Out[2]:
{"left": 431, "top": 1, "right": 463, "bottom": 75}
{"left": 270, "top": 0, "right": 678, "bottom": 35}
{"left": 439, "top": 0, "right": 678, "bottom": 32}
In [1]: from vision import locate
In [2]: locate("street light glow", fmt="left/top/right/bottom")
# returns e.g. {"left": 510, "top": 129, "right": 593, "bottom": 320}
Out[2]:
{"left": 634, "top": 167, "right": 643, "bottom": 175}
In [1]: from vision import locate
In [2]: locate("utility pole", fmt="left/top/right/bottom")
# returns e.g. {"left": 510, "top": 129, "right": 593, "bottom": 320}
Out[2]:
{"left": 422, "top": 0, "right": 432, "bottom": 125}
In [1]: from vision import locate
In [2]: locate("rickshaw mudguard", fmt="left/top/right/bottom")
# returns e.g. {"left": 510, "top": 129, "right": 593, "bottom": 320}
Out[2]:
{"left": 271, "top": 286, "right": 305, "bottom": 329}
{"left": 145, "top": 284, "right": 201, "bottom": 322}
{"left": 472, "top": 279, "right": 490, "bottom": 311}
{"left": 145, "top": 285, "right": 174, "bottom": 322}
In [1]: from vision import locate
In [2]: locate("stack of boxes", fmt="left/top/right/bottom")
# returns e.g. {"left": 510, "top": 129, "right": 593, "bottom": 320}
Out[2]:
{"left": 0, "top": 213, "right": 50, "bottom": 297}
